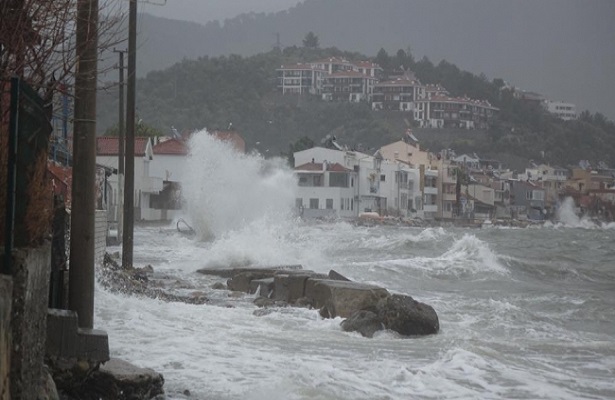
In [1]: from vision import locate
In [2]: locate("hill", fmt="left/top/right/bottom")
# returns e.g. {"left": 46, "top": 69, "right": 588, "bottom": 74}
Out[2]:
{"left": 101, "top": 0, "right": 615, "bottom": 120}
{"left": 96, "top": 47, "right": 615, "bottom": 170}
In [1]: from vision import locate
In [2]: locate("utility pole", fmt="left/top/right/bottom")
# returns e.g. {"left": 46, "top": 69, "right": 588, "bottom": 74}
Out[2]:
{"left": 113, "top": 48, "right": 126, "bottom": 243}
{"left": 69, "top": 0, "right": 99, "bottom": 329}
{"left": 122, "top": 0, "right": 137, "bottom": 268}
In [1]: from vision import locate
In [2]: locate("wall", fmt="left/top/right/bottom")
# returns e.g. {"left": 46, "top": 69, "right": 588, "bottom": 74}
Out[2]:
{"left": 0, "top": 276, "right": 12, "bottom": 400}
{"left": 94, "top": 210, "right": 107, "bottom": 266}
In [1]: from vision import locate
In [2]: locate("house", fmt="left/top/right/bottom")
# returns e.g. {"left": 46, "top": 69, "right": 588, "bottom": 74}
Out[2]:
{"left": 95, "top": 136, "right": 163, "bottom": 221}
{"left": 509, "top": 180, "right": 546, "bottom": 220}
{"left": 293, "top": 145, "right": 422, "bottom": 219}
{"left": 294, "top": 160, "right": 357, "bottom": 219}
{"left": 379, "top": 140, "right": 437, "bottom": 219}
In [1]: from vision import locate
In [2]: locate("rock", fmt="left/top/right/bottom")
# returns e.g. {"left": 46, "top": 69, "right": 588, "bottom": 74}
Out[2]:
{"left": 211, "top": 282, "right": 226, "bottom": 290}
{"left": 341, "top": 310, "right": 384, "bottom": 338}
{"left": 38, "top": 366, "right": 60, "bottom": 400}
{"left": 305, "top": 279, "right": 389, "bottom": 319}
{"left": 377, "top": 294, "right": 439, "bottom": 336}
{"left": 293, "top": 297, "right": 313, "bottom": 308}
{"left": 328, "top": 270, "right": 351, "bottom": 281}
{"left": 196, "top": 265, "right": 303, "bottom": 278}
{"left": 273, "top": 273, "right": 312, "bottom": 303}
{"left": 89, "top": 358, "right": 165, "bottom": 400}
{"left": 253, "top": 297, "right": 276, "bottom": 308}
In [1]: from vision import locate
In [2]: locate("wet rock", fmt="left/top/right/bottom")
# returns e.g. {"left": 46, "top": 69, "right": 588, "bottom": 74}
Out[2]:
{"left": 341, "top": 310, "right": 384, "bottom": 338}
{"left": 211, "top": 282, "right": 226, "bottom": 290}
{"left": 56, "top": 358, "right": 165, "bottom": 400}
{"left": 254, "top": 297, "right": 276, "bottom": 308}
{"left": 293, "top": 297, "right": 313, "bottom": 308}
{"left": 377, "top": 294, "right": 439, "bottom": 336}
{"left": 328, "top": 270, "right": 351, "bottom": 281}
{"left": 305, "top": 279, "right": 390, "bottom": 318}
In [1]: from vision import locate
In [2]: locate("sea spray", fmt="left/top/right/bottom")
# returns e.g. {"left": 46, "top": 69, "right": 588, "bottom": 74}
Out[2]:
{"left": 182, "top": 130, "right": 297, "bottom": 240}
{"left": 555, "top": 197, "right": 597, "bottom": 229}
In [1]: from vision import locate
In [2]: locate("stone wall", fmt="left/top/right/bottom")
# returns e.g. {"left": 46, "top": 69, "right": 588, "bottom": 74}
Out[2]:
{"left": 5, "top": 243, "right": 51, "bottom": 399}
{"left": 0, "top": 275, "right": 12, "bottom": 400}
{"left": 94, "top": 210, "right": 107, "bottom": 266}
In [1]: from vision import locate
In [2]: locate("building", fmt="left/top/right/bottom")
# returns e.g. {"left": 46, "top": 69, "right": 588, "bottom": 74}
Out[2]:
{"left": 96, "top": 136, "right": 162, "bottom": 222}
{"left": 509, "top": 180, "right": 546, "bottom": 220}
{"left": 276, "top": 63, "right": 326, "bottom": 95}
{"left": 415, "top": 95, "right": 498, "bottom": 129}
{"left": 293, "top": 145, "right": 422, "bottom": 219}
{"left": 378, "top": 140, "right": 438, "bottom": 219}
{"left": 371, "top": 73, "right": 425, "bottom": 113}
{"left": 294, "top": 160, "right": 358, "bottom": 219}
{"left": 321, "top": 71, "right": 377, "bottom": 103}
{"left": 544, "top": 100, "right": 577, "bottom": 120}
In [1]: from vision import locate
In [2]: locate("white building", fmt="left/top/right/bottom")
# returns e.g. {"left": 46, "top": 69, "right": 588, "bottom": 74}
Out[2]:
{"left": 294, "top": 146, "right": 422, "bottom": 219}
{"left": 96, "top": 136, "right": 163, "bottom": 222}
{"left": 544, "top": 100, "right": 577, "bottom": 120}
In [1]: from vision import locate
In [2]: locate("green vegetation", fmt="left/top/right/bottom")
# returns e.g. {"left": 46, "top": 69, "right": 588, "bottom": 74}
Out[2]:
{"left": 96, "top": 45, "right": 615, "bottom": 168}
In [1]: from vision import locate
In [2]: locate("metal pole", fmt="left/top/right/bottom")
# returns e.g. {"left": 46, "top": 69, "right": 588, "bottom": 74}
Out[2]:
{"left": 69, "top": 0, "right": 99, "bottom": 329}
{"left": 113, "top": 49, "right": 125, "bottom": 243}
{"left": 122, "top": 0, "right": 137, "bottom": 269}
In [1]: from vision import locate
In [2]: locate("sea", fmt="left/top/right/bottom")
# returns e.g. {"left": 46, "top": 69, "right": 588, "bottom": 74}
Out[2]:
{"left": 96, "top": 132, "right": 615, "bottom": 400}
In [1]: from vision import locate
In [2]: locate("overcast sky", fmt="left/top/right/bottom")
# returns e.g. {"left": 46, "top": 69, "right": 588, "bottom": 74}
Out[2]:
{"left": 142, "top": 0, "right": 302, "bottom": 23}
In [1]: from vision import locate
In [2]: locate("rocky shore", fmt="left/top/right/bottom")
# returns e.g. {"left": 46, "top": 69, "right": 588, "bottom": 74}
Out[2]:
{"left": 83, "top": 252, "right": 440, "bottom": 399}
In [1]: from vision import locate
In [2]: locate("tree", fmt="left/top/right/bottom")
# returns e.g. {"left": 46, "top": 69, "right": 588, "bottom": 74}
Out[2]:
{"left": 104, "top": 121, "right": 163, "bottom": 137}
{"left": 302, "top": 31, "right": 319, "bottom": 48}
{"left": 375, "top": 48, "right": 391, "bottom": 73}
{"left": 287, "top": 136, "right": 314, "bottom": 166}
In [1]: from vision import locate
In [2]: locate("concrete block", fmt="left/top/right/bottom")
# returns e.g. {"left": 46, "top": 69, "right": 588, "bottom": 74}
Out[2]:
{"left": 46, "top": 309, "right": 79, "bottom": 358}
{"left": 5, "top": 244, "right": 51, "bottom": 400}
{"left": 273, "top": 274, "right": 312, "bottom": 303}
{"left": 249, "top": 278, "right": 274, "bottom": 296}
{"left": 77, "top": 328, "right": 110, "bottom": 363}
{"left": 305, "top": 279, "right": 390, "bottom": 318}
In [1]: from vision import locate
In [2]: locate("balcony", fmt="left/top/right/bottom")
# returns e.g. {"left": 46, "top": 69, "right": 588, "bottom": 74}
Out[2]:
{"left": 424, "top": 186, "right": 438, "bottom": 195}
{"left": 141, "top": 177, "right": 163, "bottom": 193}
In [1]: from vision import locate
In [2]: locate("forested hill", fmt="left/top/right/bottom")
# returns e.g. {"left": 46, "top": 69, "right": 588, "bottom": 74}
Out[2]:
{"left": 110, "top": 0, "right": 615, "bottom": 120}
{"left": 96, "top": 46, "right": 615, "bottom": 169}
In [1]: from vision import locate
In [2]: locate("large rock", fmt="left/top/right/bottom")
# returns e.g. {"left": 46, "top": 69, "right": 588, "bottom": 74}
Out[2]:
{"left": 340, "top": 310, "right": 384, "bottom": 338}
{"left": 377, "top": 294, "right": 439, "bottom": 336}
{"left": 56, "top": 358, "right": 164, "bottom": 400}
{"left": 305, "top": 279, "right": 389, "bottom": 318}
{"left": 197, "top": 265, "right": 303, "bottom": 278}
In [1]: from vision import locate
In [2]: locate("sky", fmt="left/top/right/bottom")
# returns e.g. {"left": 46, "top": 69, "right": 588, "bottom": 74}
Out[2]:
{"left": 142, "top": 0, "right": 302, "bottom": 23}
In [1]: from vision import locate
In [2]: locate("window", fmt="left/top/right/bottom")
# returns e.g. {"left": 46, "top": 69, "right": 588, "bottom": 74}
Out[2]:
{"left": 329, "top": 173, "right": 349, "bottom": 187}
{"left": 313, "top": 175, "right": 322, "bottom": 186}
{"left": 326, "top": 199, "right": 333, "bottom": 209}
{"left": 295, "top": 198, "right": 303, "bottom": 208}
{"left": 380, "top": 174, "right": 386, "bottom": 182}
{"left": 309, "top": 198, "right": 319, "bottom": 209}
{"left": 340, "top": 198, "right": 344, "bottom": 210}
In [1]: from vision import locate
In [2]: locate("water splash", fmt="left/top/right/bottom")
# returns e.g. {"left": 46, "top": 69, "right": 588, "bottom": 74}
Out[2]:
{"left": 555, "top": 197, "right": 598, "bottom": 229}
{"left": 182, "top": 130, "right": 297, "bottom": 240}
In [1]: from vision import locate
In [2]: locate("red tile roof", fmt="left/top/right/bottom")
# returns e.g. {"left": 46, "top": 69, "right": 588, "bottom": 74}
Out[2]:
{"left": 96, "top": 136, "right": 149, "bottom": 156}
{"left": 210, "top": 130, "right": 246, "bottom": 153}
{"left": 153, "top": 138, "right": 188, "bottom": 155}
